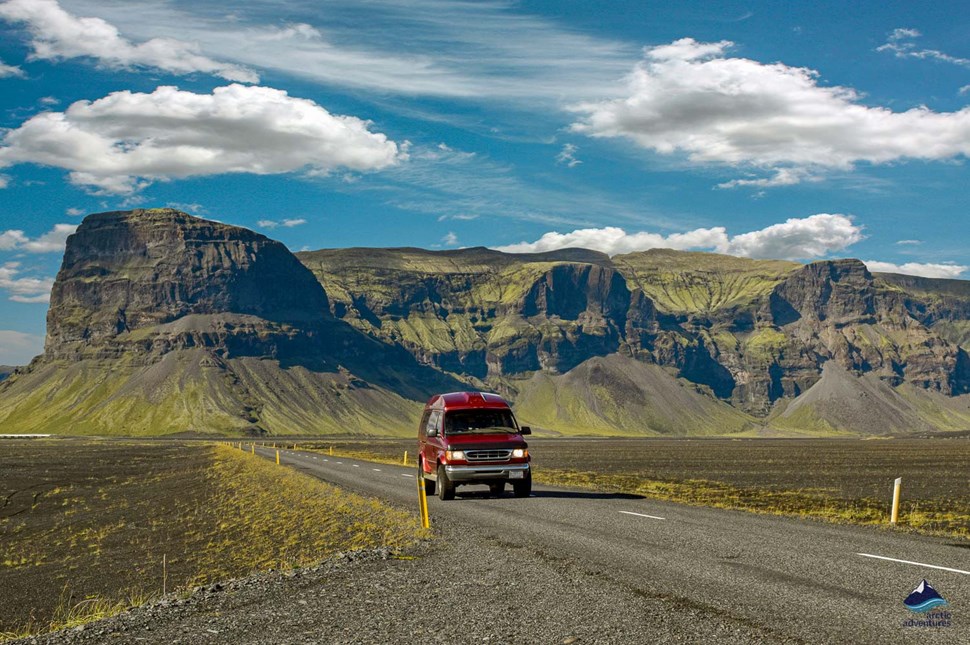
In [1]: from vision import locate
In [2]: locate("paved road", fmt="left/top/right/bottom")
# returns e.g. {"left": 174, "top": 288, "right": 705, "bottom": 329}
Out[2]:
{"left": 258, "top": 445, "right": 968, "bottom": 643}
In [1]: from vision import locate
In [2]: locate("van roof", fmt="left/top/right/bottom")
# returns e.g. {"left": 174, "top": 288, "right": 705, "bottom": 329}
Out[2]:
{"left": 426, "top": 391, "right": 511, "bottom": 410}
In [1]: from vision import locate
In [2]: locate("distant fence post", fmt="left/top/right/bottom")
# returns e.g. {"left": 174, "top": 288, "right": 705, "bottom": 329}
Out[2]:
{"left": 890, "top": 477, "right": 902, "bottom": 525}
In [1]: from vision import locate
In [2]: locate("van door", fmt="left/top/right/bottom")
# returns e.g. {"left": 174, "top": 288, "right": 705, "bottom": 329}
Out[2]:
{"left": 423, "top": 410, "right": 442, "bottom": 475}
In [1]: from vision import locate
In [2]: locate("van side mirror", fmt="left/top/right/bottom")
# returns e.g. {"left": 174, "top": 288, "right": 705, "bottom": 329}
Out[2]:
{"left": 426, "top": 427, "right": 437, "bottom": 437}
{"left": 520, "top": 426, "right": 531, "bottom": 435}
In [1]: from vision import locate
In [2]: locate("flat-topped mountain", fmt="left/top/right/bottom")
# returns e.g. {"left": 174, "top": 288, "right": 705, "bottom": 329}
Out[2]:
{"left": 1, "top": 209, "right": 968, "bottom": 436}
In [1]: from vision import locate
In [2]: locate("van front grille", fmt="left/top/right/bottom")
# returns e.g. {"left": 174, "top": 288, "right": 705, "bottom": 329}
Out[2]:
{"left": 465, "top": 449, "right": 512, "bottom": 463}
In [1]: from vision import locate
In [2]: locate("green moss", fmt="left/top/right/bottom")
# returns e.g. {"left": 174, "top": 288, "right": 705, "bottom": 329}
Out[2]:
{"left": 742, "top": 327, "right": 788, "bottom": 364}
{"left": 613, "top": 249, "right": 799, "bottom": 314}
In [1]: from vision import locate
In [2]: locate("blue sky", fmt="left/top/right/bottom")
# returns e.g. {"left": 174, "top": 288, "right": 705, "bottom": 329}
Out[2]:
{"left": 1, "top": 0, "right": 969, "bottom": 363}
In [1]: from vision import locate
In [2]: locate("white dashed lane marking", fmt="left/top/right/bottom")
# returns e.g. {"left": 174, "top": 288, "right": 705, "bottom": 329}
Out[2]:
{"left": 857, "top": 553, "right": 970, "bottom": 575}
{"left": 619, "top": 510, "right": 666, "bottom": 521}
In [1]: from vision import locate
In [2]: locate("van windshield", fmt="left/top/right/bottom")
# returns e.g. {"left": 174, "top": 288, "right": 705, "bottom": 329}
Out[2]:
{"left": 444, "top": 409, "right": 518, "bottom": 435}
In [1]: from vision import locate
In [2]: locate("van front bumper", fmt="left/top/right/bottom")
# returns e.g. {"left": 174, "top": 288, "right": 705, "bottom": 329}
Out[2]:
{"left": 444, "top": 463, "right": 530, "bottom": 481}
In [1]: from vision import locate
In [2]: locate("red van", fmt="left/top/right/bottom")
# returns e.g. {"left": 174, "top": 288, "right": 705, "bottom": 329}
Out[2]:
{"left": 417, "top": 392, "right": 532, "bottom": 500}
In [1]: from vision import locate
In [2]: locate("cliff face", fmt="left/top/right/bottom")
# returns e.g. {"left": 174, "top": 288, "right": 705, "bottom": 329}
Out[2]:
{"left": 46, "top": 209, "right": 330, "bottom": 361}
{"left": 298, "top": 246, "right": 970, "bottom": 425}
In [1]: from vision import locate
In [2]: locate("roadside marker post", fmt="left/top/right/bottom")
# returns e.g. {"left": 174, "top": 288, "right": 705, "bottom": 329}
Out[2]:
{"left": 251, "top": 443, "right": 255, "bottom": 455}
{"left": 403, "top": 450, "right": 408, "bottom": 465}
{"left": 890, "top": 477, "right": 902, "bottom": 525}
{"left": 276, "top": 450, "right": 280, "bottom": 465}
{"left": 417, "top": 470, "right": 430, "bottom": 529}
{"left": 329, "top": 445, "right": 334, "bottom": 456}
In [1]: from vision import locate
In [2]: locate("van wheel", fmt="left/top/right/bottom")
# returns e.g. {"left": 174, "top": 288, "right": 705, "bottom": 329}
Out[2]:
{"left": 437, "top": 464, "right": 455, "bottom": 500}
{"left": 489, "top": 482, "right": 505, "bottom": 497}
{"left": 419, "top": 460, "right": 435, "bottom": 496}
{"left": 512, "top": 474, "right": 532, "bottom": 498}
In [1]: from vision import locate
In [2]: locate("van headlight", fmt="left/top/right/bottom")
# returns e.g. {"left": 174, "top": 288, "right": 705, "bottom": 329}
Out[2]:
{"left": 512, "top": 448, "right": 527, "bottom": 458}
{"left": 445, "top": 450, "right": 464, "bottom": 461}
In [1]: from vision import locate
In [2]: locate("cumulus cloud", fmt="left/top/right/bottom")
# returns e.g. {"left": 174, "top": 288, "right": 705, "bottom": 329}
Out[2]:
{"left": 556, "top": 143, "right": 582, "bottom": 168}
{"left": 570, "top": 38, "right": 970, "bottom": 187}
{"left": 0, "top": 223, "right": 77, "bottom": 252}
{"left": 877, "top": 28, "right": 970, "bottom": 69}
{"left": 0, "top": 262, "right": 55, "bottom": 302}
{"left": 442, "top": 231, "right": 459, "bottom": 246}
{"left": 495, "top": 213, "right": 862, "bottom": 261}
{"left": 0, "top": 84, "right": 404, "bottom": 195}
{"left": 0, "top": 58, "right": 24, "bottom": 77}
{"left": 257, "top": 218, "right": 307, "bottom": 229}
{"left": 864, "top": 260, "right": 967, "bottom": 279}
{"left": 0, "top": 329, "right": 44, "bottom": 364}
{"left": 0, "top": 0, "right": 257, "bottom": 82}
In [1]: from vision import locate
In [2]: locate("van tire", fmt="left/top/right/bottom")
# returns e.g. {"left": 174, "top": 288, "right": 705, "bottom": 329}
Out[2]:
{"left": 419, "top": 460, "right": 435, "bottom": 496}
{"left": 513, "top": 474, "right": 532, "bottom": 498}
{"left": 437, "top": 464, "right": 455, "bottom": 500}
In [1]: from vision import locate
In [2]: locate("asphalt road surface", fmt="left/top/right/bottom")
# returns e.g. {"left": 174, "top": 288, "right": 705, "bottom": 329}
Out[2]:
{"left": 257, "top": 445, "right": 968, "bottom": 644}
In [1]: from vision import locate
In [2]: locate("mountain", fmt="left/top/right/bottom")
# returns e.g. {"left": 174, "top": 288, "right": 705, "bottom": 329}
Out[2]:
{"left": 297, "top": 245, "right": 970, "bottom": 435}
{"left": 1, "top": 208, "right": 968, "bottom": 437}
{"left": 0, "top": 366, "right": 15, "bottom": 382}
{"left": 0, "top": 209, "right": 459, "bottom": 436}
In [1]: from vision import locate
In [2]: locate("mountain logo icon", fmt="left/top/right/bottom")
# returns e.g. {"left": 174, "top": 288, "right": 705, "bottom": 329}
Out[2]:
{"left": 903, "top": 579, "right": 948, "bottom": 613}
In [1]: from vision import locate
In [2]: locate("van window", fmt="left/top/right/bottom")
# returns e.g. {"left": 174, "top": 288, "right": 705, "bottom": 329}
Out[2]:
{"left": 444, "top": 409, "right": 517, "bottom": 434}
{"left": 426, "top": 410, "right": 442, "bottom": 436}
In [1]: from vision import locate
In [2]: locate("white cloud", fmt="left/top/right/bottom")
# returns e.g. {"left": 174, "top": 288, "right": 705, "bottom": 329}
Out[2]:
{"left": 556, "top": 143, "right": 582, "bottom": 168}
{"left": 0, "top": 174, "right": 9, "bottom": 189}
{"left": 496, "top": 213, "right": 863, "bottom": 261}
{"left": 442, "top": 231, "right": 459, "bottom": 246}
{"left": 0, "top": 329, "right": 44, "bottom": 365}
{"left": 66, "top": 207, "right": 84, "bottom": 216}
{"left": 39, "top": 96, "right": 59, "bottom": 105}
{"left": 0, "top": 84, "right": 404, "bottom": 195}
{"left": 0, "top": 262, "right": 55, "bottom": 302}
{"left": 877, "top": 28, "right": 970, "bottom": 69}
{"left": 895, "top": 239, "right": 922, "bottom": 246}
{"left": 0, "top": 58, "right": 24, "bottom": 77}
{"left": 864, "top": 260, "right": 967, "bottom": 279}
{"left": 0, "top": 223, "right": 77, "bottom": 252}
{"left": 0, "top": 230, "right": 28, "bottom": 250}
{"left": 51, "top": 0, "right": 636, "bottom": 101}
{"left": 0, "top": 0, "right": 257, "bottom": 82}
{"left": 570, "top": 38, "right": 970, "bottom": 187}
{"left": 723, "top": 214, "right": 863, "bottom": 260}
{"left": 257, "top": 218, "right": 307, "bottom": 230}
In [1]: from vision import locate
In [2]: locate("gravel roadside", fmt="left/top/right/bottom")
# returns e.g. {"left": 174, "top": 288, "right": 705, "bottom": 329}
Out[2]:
{"left": 14, "top": 514, "right": 793, "bottom": 645}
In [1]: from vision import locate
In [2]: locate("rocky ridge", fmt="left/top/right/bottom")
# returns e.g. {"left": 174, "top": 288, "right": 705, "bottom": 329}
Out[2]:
{"left": 1, "top": 209, "right": 968, "bottom": 436}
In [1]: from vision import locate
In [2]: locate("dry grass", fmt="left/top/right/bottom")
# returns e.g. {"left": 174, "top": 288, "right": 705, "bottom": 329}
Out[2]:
{"left": 0, "top": 441, "right": 425, "bottom": 641}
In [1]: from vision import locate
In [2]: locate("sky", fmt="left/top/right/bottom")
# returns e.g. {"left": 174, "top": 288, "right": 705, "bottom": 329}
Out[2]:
{"left": 1, "top": 0, "right": 969, "bottom": 363}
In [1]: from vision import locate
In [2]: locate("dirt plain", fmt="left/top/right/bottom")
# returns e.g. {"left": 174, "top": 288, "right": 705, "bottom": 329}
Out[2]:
{"left": 303, "top": 436, "right": 970, "bottom": 536}
{"left": 0, "top": 440, "right": 421, "bottom": 638}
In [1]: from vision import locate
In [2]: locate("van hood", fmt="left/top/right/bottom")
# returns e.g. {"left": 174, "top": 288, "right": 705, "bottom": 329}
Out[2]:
{"left": 444, "top": 433, "right": 527, "bottom": 450}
